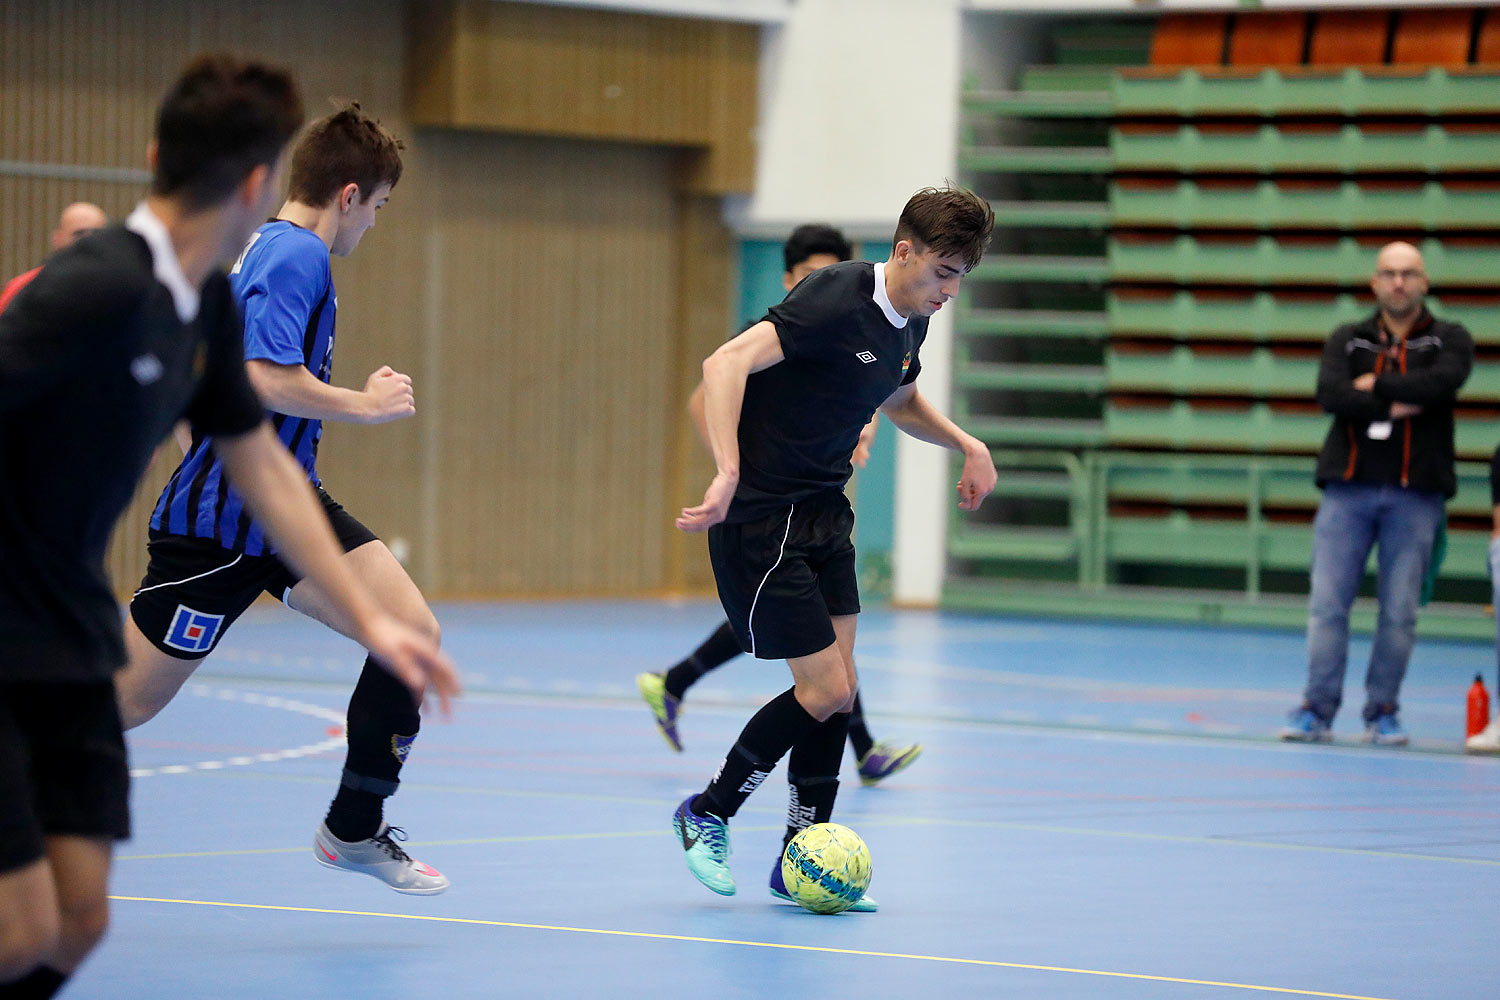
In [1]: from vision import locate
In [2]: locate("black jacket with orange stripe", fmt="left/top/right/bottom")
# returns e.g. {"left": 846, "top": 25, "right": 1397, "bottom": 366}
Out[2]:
{"left": 1314, "top": 308, "right": 1473, "bottom": 499}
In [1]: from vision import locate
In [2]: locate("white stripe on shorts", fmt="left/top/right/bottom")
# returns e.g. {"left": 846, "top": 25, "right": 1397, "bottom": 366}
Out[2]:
{"left": 131, "top": 552, "right": 245, "bottom": 599}
{"left": 746, "top": 505, "right": 794, "bottom": 657}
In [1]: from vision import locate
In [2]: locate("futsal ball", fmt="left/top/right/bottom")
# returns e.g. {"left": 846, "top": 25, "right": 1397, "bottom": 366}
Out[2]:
{"left": 780, "top": 822, "right": 872, "bottom": 914}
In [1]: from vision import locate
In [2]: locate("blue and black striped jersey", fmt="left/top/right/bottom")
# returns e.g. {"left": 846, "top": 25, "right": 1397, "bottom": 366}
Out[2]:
{"left": 150, "top": 221, "right": 336, "bottom": 554}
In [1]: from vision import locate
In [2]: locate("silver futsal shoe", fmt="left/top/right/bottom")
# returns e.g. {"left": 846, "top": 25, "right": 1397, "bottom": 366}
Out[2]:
{"left": 314, "top": 821, "right": 450, "bottom": 895}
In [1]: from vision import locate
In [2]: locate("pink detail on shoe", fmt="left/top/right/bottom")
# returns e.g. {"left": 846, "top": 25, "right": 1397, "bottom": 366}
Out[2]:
{"left": 416, "top": 863, "right": 439, "bottom": 876}
{"left": 318, "top": 844, "right": 338, "bottom": 862}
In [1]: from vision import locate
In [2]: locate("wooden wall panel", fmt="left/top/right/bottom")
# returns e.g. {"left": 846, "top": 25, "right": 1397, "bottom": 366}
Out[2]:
{"left": 413, "top": 129, "right": 682, "bottom": 594}
{"left": 2, "top": 0, "right": 736, "bottom": 600}
{"left": 407, "top": 0, "right": 757, "bottom": 194}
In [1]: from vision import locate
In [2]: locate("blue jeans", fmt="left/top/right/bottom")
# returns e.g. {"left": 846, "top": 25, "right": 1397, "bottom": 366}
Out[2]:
{"left": 1303, "top": 482, "right": 1445, "bottom": 723}
{"left": 1490, "top": 536, "right": 1500, "bottom": 672}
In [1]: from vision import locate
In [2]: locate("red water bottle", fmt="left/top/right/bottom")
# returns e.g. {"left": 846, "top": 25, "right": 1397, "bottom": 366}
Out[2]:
{"left": 1466, "top": 674, "right": 1490, "bottom": 739}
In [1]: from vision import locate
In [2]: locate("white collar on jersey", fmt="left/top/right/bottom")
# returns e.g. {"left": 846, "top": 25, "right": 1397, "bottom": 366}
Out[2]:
{"left": 126, "top": 202, "right": 201, "bottom": 323}
{"left": 871, "top": 261, "right": 909, "bottom": 329}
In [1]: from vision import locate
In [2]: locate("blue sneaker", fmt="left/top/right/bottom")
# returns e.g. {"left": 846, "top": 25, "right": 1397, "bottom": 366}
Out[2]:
{"left": 637, "top": 672, "right": 683, "bottom": 752}
{"left": 1364, "top": 713, "right": 1409, "bottom": 746}
{"left": 1280, "top": 707, "right": 1332, "bottom": 743}
{"left": 672, "top": 796, "right": 734, "bottom": 895}
{"left": 770, "top": 851, "right": 878, "bottom": 912}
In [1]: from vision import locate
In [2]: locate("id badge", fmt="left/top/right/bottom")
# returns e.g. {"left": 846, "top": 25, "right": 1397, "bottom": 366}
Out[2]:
{"left": 1367, "top": 421, "right": 1392, "bottom": 440}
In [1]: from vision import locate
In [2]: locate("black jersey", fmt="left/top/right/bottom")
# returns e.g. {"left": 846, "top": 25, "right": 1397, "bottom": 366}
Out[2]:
{"left": 729, "top": 260, "right": 925, "bottom": 522}
{"left": 0, "top": 210, "right": 266, "bottom": 681}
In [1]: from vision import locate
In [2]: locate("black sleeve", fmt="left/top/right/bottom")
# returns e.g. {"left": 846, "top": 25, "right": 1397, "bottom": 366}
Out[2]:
{"left": 1316, "top": 325, "right": 1391, "bottom": 421}
{"left": 0, "top": 249, "right": 143, "bottom": 411}
{"left": 764, "top": 266, "right": 857, "bottom": 362}
{"left": 1372, "top": 323, "right": 1474, "bottom": 405}
{"left": 182, "top": 275, "right": 265, "bottom": 438}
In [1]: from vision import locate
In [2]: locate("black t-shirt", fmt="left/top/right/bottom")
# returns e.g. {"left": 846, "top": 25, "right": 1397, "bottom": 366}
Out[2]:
{"left": 0, "top": 224, "right": 266, "bottom": 680}
{"left": 729, "top": 260, "right": 925, "bottom": 522}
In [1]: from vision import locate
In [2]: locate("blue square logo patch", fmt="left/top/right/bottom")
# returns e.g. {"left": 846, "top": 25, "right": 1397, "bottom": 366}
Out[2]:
{"left": 163, "top": 605, "right": 225, "bottom": 654}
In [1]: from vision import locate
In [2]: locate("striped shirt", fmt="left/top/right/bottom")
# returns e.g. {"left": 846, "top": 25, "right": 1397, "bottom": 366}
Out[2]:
{"left": 150, "top": 221, "right": 336, "bottom": 554}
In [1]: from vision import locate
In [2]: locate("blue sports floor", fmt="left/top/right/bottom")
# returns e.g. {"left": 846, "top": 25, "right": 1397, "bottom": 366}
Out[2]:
{"left": 87, "top": 600, "right": 1499, "bottom": 999}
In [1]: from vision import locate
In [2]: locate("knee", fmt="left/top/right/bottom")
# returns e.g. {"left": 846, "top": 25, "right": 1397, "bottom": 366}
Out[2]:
{"left": 113, "top": 675, "right": 161, "bottom": 731}
{"left": 798, "top": 676, "right": 854, "bottom": 722}
{"left": 0, "top": 911, "right": 59, "bottom": 982}
{"left": 53, "top": 897, "right": 109, "bottom": 969}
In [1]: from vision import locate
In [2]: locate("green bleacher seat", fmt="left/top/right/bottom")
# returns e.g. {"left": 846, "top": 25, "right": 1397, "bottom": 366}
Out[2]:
{"left": 991, "top": 200, "right": 1111, "bottom": 228}
{"left": 956, "top": 363, "right": 1107, "bottom": 394}
{"left": 961, "top": 92, "right": 1113, "bottom": 118}
{"left": 959, "top": 145, "right": 1112, "bottom": 173}
{"left": 1107, "top": 344, "right": 1500, "bottom": 401}
{"left": 1110, "top": 179, "right": 1500, "bottom": 231}
{"left": 1105, "top": 399, "right": 1498, "bottom": 457}
{"left": 958, "top": 307, "right": 1109, "bottom": 340}
{"left": 1108, "top": 236, "right": 1499, "bottom": 288}
{"left": 970, "top": 253, "right": 1109, "bottom": 284}
{"left": 1112, "top": 67, "right": 1500, "bottom": 118}
{"left": 1111, "top": 122, "right": 1500, "bottom": 174}
{"left": 1106, "top": 291, "right": 1500, "bottom": 345}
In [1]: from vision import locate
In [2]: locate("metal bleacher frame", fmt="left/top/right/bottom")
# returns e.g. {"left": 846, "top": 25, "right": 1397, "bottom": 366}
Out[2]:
{"left": 949, "top": 8, "right": 1500, "bottom": 639}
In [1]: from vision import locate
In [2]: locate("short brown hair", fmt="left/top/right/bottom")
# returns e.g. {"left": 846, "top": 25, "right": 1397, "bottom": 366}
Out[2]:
{"left": 152, "top": 53, "right": 303, "bottom": 210}
{"left": 892, "top": 185, "right": 994, "bottom": 272}
{"left": 286, "top": 102, "right": 404, "bottom": 208}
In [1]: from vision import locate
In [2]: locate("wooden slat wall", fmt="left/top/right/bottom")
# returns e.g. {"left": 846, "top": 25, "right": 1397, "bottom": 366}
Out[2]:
{"left": 406, "top": 0, "right": 757, "bottom": 194}
{"left": 1, "top": 0, "right": 738, "bottom": 599}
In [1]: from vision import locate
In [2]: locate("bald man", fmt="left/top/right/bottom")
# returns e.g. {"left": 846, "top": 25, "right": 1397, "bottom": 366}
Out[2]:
{"left": 0, "top": 202, "right": 108, "bottom": 314}
{"left": 1283, "top": 241, "right": 1473, "bottom": 745}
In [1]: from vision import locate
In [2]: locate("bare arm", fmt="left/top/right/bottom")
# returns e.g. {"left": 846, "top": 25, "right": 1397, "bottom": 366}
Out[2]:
{"left": 879, "top": 382, "right": 997, "bottom": 511}
{"left": 675, "top": 321, "right": 786, "bottom": 533}
{"left": 213, "top": 423, "right": 459, "bottom": 713}
{"left": 246, "top": 360, "right": 415, "bottom": 424}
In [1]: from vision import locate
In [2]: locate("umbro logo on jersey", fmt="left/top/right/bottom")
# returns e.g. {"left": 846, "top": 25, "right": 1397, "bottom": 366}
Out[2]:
{"left": 163, "top": 605, "right": 225, "bottom": 653}
{"left": 855, "top": 351, "right": 877, "bottom": 363}
{"left": 130, "top": 353, "right": 164, "bottom": 385}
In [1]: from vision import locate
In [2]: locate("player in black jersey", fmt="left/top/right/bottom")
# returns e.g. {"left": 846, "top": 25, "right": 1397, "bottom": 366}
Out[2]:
{"left": 0, "top": 56, "right": 457, "bottom": 998}
{"left": 669, "top": 187, "right": 997, "bottom": 907}
{"left": 637, "top": 224, "right": 922, "bottom": 785}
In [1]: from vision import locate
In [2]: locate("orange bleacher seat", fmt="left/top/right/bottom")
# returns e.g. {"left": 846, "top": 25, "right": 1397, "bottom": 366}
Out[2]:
{"left": 1391, "top": 8, "right": 1475, "bottom": 68}
{"left": 1229, "top": 12, "right": 1308, "bottom": 69}
{"left": 1150, "top": 14, "right": 1228, "bottom": 68}
{"left": 1309, "top": 10, "right": 1391, "bottom": 67}
{"left": 1475, "top": 9, "right": 1500, "bottom": 64}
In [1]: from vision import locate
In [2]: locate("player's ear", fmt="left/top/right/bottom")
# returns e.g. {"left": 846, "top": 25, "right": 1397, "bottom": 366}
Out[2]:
{"left": 239, "top": 163, "right": 270, "bottom": 209}
{"left": 145, "top": 141, "right": 158, "bottom": 173}
{"left": 340, "top": 183, "right": 360, "bottom": 212}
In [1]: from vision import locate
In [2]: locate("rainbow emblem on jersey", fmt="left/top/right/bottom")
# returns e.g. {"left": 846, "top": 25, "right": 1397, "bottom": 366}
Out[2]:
{"left": 780, "top": 822, "right": 872, "bottom": 914}
{"left": 901, "top": 351, "right": 912, "bottom": 378}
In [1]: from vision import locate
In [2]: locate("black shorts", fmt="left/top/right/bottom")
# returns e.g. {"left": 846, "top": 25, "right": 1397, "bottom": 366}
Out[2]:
{"left": 129, "top": 488, "right": 377, "bottom": 661}
{"left": 0, "top": 680, "right": 130, "bottom": 872}
{"left": 708, "top": 488, "right": 859, "bottom": 661}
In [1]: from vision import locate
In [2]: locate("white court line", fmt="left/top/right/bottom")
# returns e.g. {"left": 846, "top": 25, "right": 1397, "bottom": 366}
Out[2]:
{"left": 129, "top": 684, "right": 345, "bottom": 779}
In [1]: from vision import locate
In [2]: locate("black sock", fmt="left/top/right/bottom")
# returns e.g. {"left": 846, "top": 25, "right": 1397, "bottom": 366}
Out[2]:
{"left": 846, "top": 690, "right": 874, "bottom": 760}
{"left": 326, "top": 657, "right": 420, "bottom": 842}
{"left": 784, "top": 712, "right": 850, "bottom": 849}
{"left": 694, "top": 687, "right": 818, "bottom": 819}
{"left": 0, "top": 966, "right": 67, "bottom": 999}
{"left": 665, "top": 621, "right": 743, "bottom": 700}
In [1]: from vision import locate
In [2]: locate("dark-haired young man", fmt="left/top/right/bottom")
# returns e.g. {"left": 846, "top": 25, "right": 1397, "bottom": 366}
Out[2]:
{"left": 638, "top": 224, "right": 922, "bottom": 786}
{"left": 114, "top": 103, "right": 451, "bottom": 895}
{"left": 0, "top": 58, "right": 457, "bottom": 999}
{"left": 670, "top": 187, "right": 998, "bottom": 909}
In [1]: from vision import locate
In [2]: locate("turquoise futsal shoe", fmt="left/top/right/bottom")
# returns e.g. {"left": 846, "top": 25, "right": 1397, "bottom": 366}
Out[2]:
{"left": 672, "top": 796, "right": 734, "bottom": 895}
{"left": 769, "top": 852, "right": 878, "bottom": 912}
